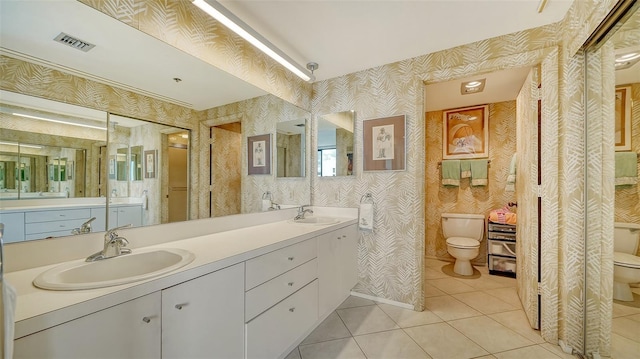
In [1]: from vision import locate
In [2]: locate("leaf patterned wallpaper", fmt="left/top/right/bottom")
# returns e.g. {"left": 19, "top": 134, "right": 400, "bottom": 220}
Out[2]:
{"left": 2, "top": 0, "right": 624, "bottom": 354}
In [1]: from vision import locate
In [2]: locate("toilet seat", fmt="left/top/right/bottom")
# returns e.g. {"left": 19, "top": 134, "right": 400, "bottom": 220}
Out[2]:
{"left": 614, "top": 252, "right": 640, "bottom": 269}
{"left": 446, "top": 237, "right": 480, "bottom": 248}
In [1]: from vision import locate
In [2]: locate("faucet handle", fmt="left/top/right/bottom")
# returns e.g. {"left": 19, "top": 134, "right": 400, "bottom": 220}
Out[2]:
{"left": 104, "top": 223, "right": 132, "bottom": 241}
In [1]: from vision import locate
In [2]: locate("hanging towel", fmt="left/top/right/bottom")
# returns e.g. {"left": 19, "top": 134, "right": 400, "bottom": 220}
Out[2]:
{"left": 470, "top": 159, "right": 489, "bottom": 186}
{"left": 359, "top": 203, "right": 374, "bottom": 231}
{"left": 1, "top": 280, "right": 17, "bottom": 359}
{"left": 261, "top": 199, "right": 272, "bottom": 211}
{"left": 505, "top": 153, "right": 517, "bottom": 192}
{"left": 441, "top": 160, "right": 461, "bottom": 187}
{"left": 615, "top": 152, "right": 638, "bottom": 186}
{"left": 460, "top": 160, "right": 471, "bottom": 179}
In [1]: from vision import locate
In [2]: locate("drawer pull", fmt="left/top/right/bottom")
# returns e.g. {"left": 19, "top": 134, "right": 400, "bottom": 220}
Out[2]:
{"left": 287, "top": 256, "right": 295, "bottom": 261}
{"left": 142, "top": 317, "right": 151, "bottom": 323}
{"left": 59, "top": 214, "right": 66, "bottom": 217}
{"left": 175, "top": 303, "right": 189, "bottom": 310}
{"left": 288, "top": 282, "right": 294, "bottom": 286}
{"left": 289, "top": 307, "right": 295, "bottom": 312}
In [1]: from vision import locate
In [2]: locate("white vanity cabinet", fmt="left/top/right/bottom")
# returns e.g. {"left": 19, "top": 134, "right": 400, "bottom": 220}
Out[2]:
{"left": 318, "top": 224, "right": 359, "bottom": 317}
{"left": 161, "top": 262, "right": 245, "bottom": 359}
{"left": 0, "top": 211, "right": 25, "bottom": 243}
{"left": 14, "top": 292, "right": 162, "bottom": 358}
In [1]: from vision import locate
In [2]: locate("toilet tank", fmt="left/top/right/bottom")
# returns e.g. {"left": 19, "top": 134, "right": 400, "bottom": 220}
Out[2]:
{"left": 614, "top": 222, "right": 640, "bottom": 254}
{"left": 441, "top": 213, "right": 485, "bottom": 241}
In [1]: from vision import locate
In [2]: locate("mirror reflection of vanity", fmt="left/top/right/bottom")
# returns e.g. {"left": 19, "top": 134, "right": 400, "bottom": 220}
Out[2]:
{"left": 317, "top": 111, "right": 355, "bottom": 177}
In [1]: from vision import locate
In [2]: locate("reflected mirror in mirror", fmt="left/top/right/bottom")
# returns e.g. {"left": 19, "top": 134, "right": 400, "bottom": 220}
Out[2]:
{"left": 317, "top": 111, "right": 355, "bottom": 177}
{"left": 130, "top": 145, "right": 143, "bottom": 181}
{"left": 116, "top": 147, "right": 128, "bottom": 182}
{"left": 276, "top": 118, "right": 307, "bottom": 178}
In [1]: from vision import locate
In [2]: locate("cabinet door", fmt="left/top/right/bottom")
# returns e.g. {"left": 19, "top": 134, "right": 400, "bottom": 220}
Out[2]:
{"left": 318, "top": 230, "right": 341, "bottom": 316}
{"left": 0, "top": 212, "right": 25, "bottom": 243}
{"left": 90, "top": 207, "right": 107, "bottom": 232}
{"left": 339, "top": 224, "right": 359, "bottom": 295}
{"left": 14, "top": 293, "right": 161, "bottom": 359}
{"left": 117, "top": 205, "right": 143, "bottom": 227}
{"left": 162, "top": 262, "right": 245, "bottom": 359}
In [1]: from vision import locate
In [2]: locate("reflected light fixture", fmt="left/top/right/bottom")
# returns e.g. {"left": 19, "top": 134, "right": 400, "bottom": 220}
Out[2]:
{"left": 12, "top": 113, "right": 107, "bottom": 130}
{"left": 615, "top": 52, "right": 640, "bottom": 70}
{"left": 0, "top": 141, "right": 42, "bottom": 149}
{"left": 460, "top": 79, "right": 486, "bottom": 95}
{"left": 192, "top": 0, "right": 314, "bottom": 82}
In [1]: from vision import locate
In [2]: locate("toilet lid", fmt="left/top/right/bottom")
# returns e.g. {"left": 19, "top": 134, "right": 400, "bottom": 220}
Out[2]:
{"left": 614, "top": 252, "right": 640, "bottom": 269}
{"left": 446, "top": 237, "right": 480, "bottom": 248}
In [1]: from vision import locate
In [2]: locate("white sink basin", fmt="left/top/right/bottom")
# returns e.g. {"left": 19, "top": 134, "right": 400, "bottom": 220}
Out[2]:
{"left": 33, "top": 248, "right": 195, "bottom": 291}
{"left": 289, "top": 216, "right": 340, "bottom": 225}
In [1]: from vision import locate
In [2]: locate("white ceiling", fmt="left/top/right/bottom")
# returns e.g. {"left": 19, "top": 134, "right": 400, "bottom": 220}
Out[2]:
{"left": 0, "top": 0, "right": 575, "bottom": 112}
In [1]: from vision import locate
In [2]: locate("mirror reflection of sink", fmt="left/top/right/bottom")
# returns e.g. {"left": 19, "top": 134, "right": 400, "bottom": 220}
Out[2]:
{"left": 33, "top": 248, "right": 195, "bottom": 291}
{"left": 289, "top": 216, "right": 340, "bottom": 225}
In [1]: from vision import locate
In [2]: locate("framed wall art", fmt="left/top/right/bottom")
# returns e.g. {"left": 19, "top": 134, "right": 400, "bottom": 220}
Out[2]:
{"left": 363, "top": 115, "right": 406, "bottom": 171}
{"left": 615, "top": 86, "right": 631, "bottom": 151}
{"left": 442, "top": 105, "right": 489, "bottom": 159}
{"left": 144, "top": 149, "right": 157, "bottom": 179}
{"left": 248, "top": 134, "right": 271, "bottom": 175}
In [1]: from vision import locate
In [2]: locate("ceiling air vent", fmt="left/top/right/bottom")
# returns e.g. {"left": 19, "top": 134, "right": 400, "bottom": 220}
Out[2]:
{"left": 53, "top": 32, "right": 96, "bottom": 52}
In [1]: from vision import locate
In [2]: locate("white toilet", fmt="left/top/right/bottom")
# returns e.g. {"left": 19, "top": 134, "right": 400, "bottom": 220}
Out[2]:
{"left": 442, "top": 213, "right": 485, "bottom": 276}
{"left": 613, "top": 222, "right": 640, "bottom": 301}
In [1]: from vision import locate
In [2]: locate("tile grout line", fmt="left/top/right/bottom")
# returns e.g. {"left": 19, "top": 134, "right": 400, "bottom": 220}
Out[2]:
{"left": 372, "top": 301, "right": 433, "bottom": 358}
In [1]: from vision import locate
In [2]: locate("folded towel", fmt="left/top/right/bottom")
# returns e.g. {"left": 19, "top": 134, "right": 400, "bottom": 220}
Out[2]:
{"left": 615, "top": 152, "right": 638, "bottom": 186}
{"left": 1, "top": 280, "right": 17, "bottom": 359}
{"left": 460, "top": 160, "right": 471, "bottom": 179}
{"left": 261, "top": 199, "right": 271, "bottom": 211}
{"left": 470, "top": 159, "right": 489, "bottom": 186}
{"left": 441, "top": 160, "right": 461, "bottom": 187}
{"left": 505, "top": 153, "right": 517, "bottom": 192}
{"left": 359, "top": 203, "right": 374, "bottom": 231}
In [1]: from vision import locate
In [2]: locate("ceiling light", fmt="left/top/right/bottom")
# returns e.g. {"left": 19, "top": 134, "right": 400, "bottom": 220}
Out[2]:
{"left": 460, "top": 79, "right": 486, "bottom": 95}
{"left": 13, "top": 113, "right": 107, "bottom": 130}
{"left": 0, "top": 141, "right": 42, "bottom": 149}
{"left": 180, "top": 134, "right": 189, "bottom": 139}
{"left": 192, "top": 0, "right": 314, "bottom": 82}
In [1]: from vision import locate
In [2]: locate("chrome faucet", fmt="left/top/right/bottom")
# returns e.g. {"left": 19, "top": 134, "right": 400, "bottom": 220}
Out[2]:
{"left": 72, "top": 217, "right": 96, "bottom": 235}
{"left": 86, "top": 224, "right": 132, "bottom": 262}
{"left": 294, "top": 205, "right": 313, "bottom": 220}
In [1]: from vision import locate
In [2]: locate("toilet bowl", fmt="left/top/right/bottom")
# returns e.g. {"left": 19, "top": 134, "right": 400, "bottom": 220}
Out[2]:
{"left": 442, "top": 213, "right": 485, "bottom": 276}
{"left": 613, "top": 222, "right": 640, "bottom": 301}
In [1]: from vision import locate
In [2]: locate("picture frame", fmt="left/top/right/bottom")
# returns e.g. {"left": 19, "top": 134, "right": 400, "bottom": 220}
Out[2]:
{"left": 144, "top": 149, "right": 157, "bottom": 179}
{"left": 248, "top": 134, "right": 271, "bottom": 175}
{"left": 615, "top": 86, "right": 632, "bottom": 151}
{"left": 442, "top": 105, "right": 489, "bottom": 159}
{"left": 363, "top": 115, "right": 406, "bottom": 171}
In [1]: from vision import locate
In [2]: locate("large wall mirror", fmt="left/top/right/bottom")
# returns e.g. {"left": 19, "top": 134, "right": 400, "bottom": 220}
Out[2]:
{"left": 317, "top": 111, "right": 355, "bottom": 177}
{"left": 0, "top": 0, "right": 310, "bottom": 244}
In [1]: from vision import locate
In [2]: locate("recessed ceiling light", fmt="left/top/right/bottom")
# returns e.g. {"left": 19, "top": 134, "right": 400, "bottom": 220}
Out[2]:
{"left": 460, "top": 79, "right": 486, "bottom": 95}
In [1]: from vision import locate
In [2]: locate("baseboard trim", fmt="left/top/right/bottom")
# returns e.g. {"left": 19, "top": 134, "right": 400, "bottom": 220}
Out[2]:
{"left": 349, "top": 291, "right": 414, "bottom": 310}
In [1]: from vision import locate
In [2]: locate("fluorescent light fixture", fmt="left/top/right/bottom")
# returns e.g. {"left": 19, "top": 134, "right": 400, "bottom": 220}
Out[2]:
{"left": 460, "top": 79, "right": 486, "bottom": 95}
{"left": 0, "top": 141, "right": 42, "bottom": 149}
{"left": 12, "top": 113, "right": 107, "bottom": 130}
{"left": 192, "top": 0, "right": 314, "bottom": 82}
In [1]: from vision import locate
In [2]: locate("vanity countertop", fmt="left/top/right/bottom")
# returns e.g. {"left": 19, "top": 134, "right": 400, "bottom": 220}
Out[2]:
{"left": 6, "top": 213, "right": 358, "bottom": 338}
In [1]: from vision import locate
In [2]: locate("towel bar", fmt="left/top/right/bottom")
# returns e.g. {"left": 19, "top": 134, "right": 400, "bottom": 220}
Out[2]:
{"left": 437, "top": 160, "right": 491, "bottom": 167}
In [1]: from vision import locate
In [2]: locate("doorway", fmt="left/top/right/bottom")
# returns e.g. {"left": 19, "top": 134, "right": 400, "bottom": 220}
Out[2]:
{"left": 210, "top": 122, "right": 242, "bottom": 217}
{"left": 167, "top": 133, "right": 189, "bottom": 223}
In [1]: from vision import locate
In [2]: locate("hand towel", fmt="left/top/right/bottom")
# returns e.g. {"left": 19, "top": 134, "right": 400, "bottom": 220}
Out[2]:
{"left": 1, "top": 280, "right": 17, "bottom": 359}
{"left": 460, "top": 160, "right": 471, "bottom": 178}
{"left": 359, "top": 203, "right": 374, "bottom": 231}
{"left": 505, "top": 153, "right": 517, "bottom": 192}
{"left": 615, "top": 152, "right": 638, "bottom": 186}
{"left": 470, "top": 159, "right": 489, "bottom": 186}
{"left": 441, "top": 160, "right": 461, "bottom": 187}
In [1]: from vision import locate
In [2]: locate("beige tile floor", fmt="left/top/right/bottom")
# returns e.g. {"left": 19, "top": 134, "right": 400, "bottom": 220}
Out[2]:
{"left": 611, "top": 286, "right": 640, "bottom": 359}
{"left": 285, "top": 259, "right": 578, "bottom": 359}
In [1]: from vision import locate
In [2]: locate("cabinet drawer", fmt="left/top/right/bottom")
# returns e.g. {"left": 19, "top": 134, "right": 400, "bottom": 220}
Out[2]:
{"left": 25, "top": 218, "right": 88, "bottom": 235}
{"left": 246, "top": 258, "right": 317, "bottom": 321}
{"left": 488, "top": 231, "right": 516, "bottom": 241}
{"left": 25, "top": 209, "right": 89, "bottom": 223}
{"left": 246, "top": 280, "right": 318, "bottom": 359}
{"left": 488, "top": 223, "right": 516, "bottom": 233}
{"left": 246, "top": 238, "right": 317, "bottom": 290}
{"left": 489, "top": 255, "right": 516, "bottom": 273}
{"left": 488, "top": 239, "right": 516, "bottom": 257}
